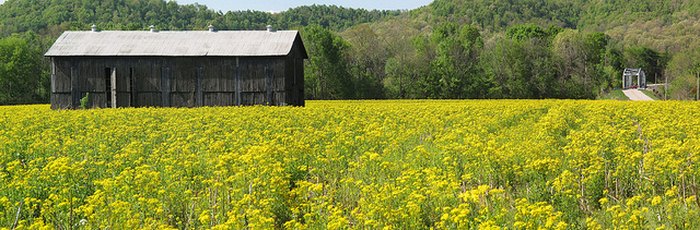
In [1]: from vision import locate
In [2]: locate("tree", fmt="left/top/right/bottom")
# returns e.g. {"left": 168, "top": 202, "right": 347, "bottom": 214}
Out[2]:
{"left": 420, "top": 22, "right": 485, "bottom": 98}
{"left": 381, "top": 20, "right": 431, "bottom": 99}
{"left": 624, "top": 46, "right": 666, "bottom": 84}
{"left": 483, "top": 24, "right": 561, "bottom": 99}
{"left": 343, "top": 24, "right": 388, "bottom": 99}
{"left": 485, "top": 37, "right": 560, "bottom": 98}
{"left": 552, "top": 29, "right": 608, "bottom": 98}
{"left": 666, "top": 48, "right": 700, "bottom": 99}
{"left": 0, "top": 33, "right": 48, "bottom": 104}
{"left": 506, "top": 23, "right": 549, "bottom": 41}
{"left": 301, "top": 25, "right": 353, "bottom": 99}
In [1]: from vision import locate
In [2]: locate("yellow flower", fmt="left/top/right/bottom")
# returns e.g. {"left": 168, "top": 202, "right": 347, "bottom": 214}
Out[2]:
{"left": 0, "top": 101, "right": 698, "bottom": 228}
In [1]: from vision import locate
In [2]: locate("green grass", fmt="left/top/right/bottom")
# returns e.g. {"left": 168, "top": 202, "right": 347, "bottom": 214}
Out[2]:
{"left": 599, "top": 89, "right": 629, "bottom": 100}
{"left": 640, "top": 89, "right": 661, "bottom": 100}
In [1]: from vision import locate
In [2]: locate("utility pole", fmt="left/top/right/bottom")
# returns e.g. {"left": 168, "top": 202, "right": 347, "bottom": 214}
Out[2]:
{"left": 664, "top": 72, "right": 668, "bottom": 100}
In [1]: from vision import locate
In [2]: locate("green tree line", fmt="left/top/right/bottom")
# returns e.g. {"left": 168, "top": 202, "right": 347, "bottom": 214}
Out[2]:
{"left": 1, "top": 0, "right": 699, "bottom": 104}
{"left": 0, "top": 1, "right": 399, "bottom": 37}
{"left": 301, "top": 0, "right": 698, "bottom": 100}
{"left": 0, "top": 32, "right": 49, "bottom": 104}
{"left": 307, "top": 23, "right": 634, "bottom": 99}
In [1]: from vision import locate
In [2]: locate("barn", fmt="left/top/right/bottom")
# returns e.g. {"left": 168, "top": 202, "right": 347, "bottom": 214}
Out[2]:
{"left": 45, "top": 25, "right": 307, "bottom": 109}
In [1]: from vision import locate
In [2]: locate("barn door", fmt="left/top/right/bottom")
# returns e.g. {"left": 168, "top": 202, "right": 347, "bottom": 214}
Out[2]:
{"left": 105, "top": 67, "right": 116, "bottom": 108}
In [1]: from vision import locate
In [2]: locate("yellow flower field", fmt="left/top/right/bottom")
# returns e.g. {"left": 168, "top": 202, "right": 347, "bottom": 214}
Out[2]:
{"left": 1, "top": 100, "right": 699, "bottom": 229}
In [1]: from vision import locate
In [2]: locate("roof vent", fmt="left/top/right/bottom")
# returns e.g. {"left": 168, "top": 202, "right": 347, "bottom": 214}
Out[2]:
{"left": 208, "top": 25, "right": 216, "bottom": 32}
{"left": 149, "top": 25, "right": 156, "bottom": 32}
{"left": 266, "top": 25, "right": 276, "bottom": 32}
{"left": 91, "top": 24, "right": 97, "bottom": 32}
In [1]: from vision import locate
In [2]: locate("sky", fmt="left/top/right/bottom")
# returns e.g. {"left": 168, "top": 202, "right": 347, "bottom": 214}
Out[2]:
{"left": 173, "top": 0, "right": 434, "bottom": 12}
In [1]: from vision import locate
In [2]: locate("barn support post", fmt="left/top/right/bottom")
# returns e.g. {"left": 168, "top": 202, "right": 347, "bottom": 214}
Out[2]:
{"left": 50, "top": 58, "right": 56, "bottom": 108}
{"left": 266, "top": 65, "right": 272, "bottom": 105}
{"left": 111, "top": 68, "right": 117, "bottom": 108}
{"left": 161, "top": 66, "right": 171, "bottom": 107}
{"left": 130, "top": 68, "right": 137, "bottom": 107}
{"left": 196, "top": 66, "right": 204, "bottom": 107}
{"left": 236, "top": 57, "right": 241, "bottom": 106}
{"left": 70, "top": 64, "right": 79, "bottom": 108}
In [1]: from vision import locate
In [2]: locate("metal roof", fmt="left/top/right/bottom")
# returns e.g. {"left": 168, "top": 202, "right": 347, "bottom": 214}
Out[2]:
{"left": 623, "top": 68, "right": 645, "bottom": 76}
{"left": 45, "top": 30, "right": 307, "bottom": 58}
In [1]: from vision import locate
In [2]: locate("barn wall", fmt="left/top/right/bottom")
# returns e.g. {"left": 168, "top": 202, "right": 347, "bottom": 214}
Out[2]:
{"left": 289, "top": 37, "right": 306, "bottom": 106}
{"left": 50, "top": 58, "right": 73, "bottom": 109}
{"left": 238, "top": 57, "right": 287, "bottom": 106}
{"left": 284, "top": 46, "right": 306, "bottom": 106}
{"left": 50, "top": 55, "right": 305, "bottom": 109}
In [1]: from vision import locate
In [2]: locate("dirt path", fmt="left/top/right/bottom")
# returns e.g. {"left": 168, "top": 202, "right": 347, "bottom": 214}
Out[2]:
{"left": 623, "top": 89, "right": 654, "bottom": 101}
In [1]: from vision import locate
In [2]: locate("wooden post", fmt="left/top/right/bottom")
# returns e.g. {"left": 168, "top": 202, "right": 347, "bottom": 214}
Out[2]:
{"left": 130, "top": 68, "right": 137, "bottom": 107}
{"left": 50, "top": 58, "right": 56, "bottom": 107}
{"left": 70, "top": 65, "right": 79, "bottom": 108}
{"left": 50, "top": 59, "right": 56, "bottom": 94}
{"left": 111, "top": 68, "right": 117, "bottom": 108}
{"left": 664, "top": 73, "right": 668, "bottom": 100}
{"left": 161, "top": 66, "right": 170, "bottom": 107}
{"left": 196, "top": 66, "right": 203, "bottom": 107}
{"left": 696, "top": 71, "right": 699, "bottom": 101}
{"left": 236, "top": 57, "right": 241, "bottom": 106}
{"left": 266, "top": 65, "right": 273, "bottom": 105}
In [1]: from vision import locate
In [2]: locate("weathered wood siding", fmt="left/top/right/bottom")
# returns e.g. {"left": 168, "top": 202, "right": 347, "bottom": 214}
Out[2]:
{"left": 51, "top": 55, "right": 304, "bottom": 109}
{"left": 286, "top": 36, "right": 306, "bottom": 107}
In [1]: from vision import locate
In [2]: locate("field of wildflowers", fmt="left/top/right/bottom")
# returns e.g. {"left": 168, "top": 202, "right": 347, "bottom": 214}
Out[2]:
{"left": 1, "top": 100, "right": 699, "bottom": 229}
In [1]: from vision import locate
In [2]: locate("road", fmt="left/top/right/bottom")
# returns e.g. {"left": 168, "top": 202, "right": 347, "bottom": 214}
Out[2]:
{"left": 623, "top": 89, "right": 654, "bottom": 101}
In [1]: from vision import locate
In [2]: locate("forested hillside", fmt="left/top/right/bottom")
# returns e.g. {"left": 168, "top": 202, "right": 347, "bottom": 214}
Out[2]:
{"left": 1, "top": 0, "right": 699, "bottom": 104}
{"left": 324, "top": 0, "right": 700, "bottom": 99}
{"left": 422, "top": 0, "right": 700, "bottom": 52}
{"left": 0, "top": 1, "right": 398, "bottom": 36}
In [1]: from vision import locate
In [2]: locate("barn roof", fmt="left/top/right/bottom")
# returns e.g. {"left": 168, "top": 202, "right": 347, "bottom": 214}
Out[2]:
{"left": 45, "top": 30, "right": 308, "bottom": 58}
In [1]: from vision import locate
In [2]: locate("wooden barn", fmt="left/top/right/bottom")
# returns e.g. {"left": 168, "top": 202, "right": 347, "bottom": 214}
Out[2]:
{"left": 45, "top": 25, "right": 307, "bottom": 109}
